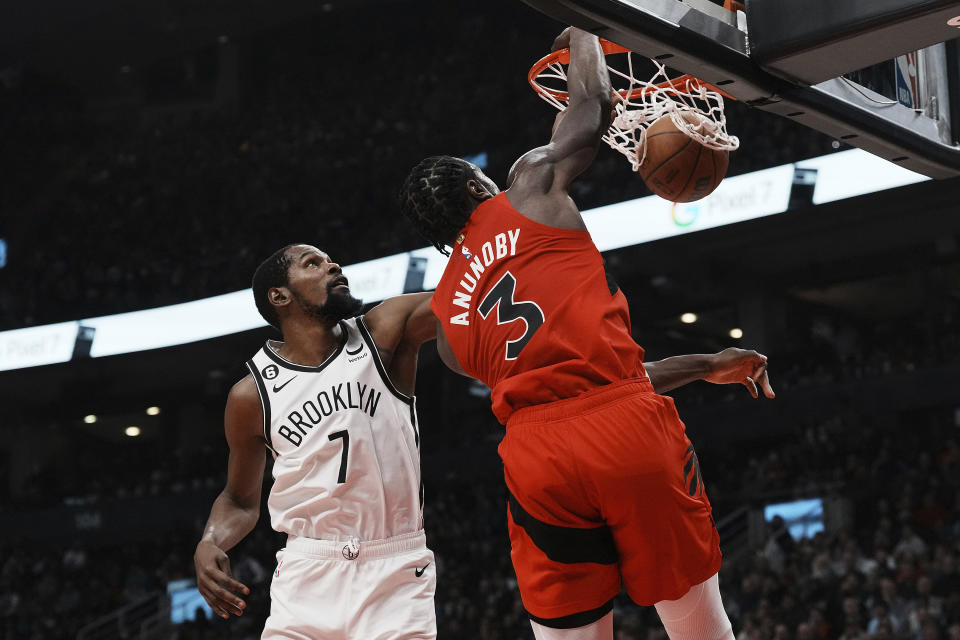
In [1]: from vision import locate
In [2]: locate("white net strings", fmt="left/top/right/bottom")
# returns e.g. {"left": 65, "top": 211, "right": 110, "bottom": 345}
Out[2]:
{"left": 534, "top": 52, "right": 740, "bottom": 171}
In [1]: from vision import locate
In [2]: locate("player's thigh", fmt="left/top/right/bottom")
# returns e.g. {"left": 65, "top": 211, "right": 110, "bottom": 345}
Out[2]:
{"left": 581, "top": 394, "right": 721, "bottom": 605}
{"left": 507, "top": 502, "right": 620, "bottom": 625}
{"left": 499, "top": 422, "right": 620, "bottom": 624}
{"left": 262, "top": 549, "right": 345, "bottom": 639}
{"left": 351, "top": 547, "right": 437, "bottom": 640}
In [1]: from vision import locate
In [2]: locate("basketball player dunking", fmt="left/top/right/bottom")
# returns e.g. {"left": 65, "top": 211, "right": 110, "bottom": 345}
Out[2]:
{"left": 194, "top": 245, "right": 438, "bottom": 638}
{"left": 400, "top": 27, "right": 774, "bottom": 640}
{"left": 195, "top": 243, "right": 768, "bottom": 639}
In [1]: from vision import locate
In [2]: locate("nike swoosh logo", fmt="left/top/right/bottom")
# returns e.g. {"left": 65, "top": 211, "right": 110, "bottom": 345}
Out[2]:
{"left": 415, "top": 562, "right": 430, "bottom": 577}
{"left": 345, "top": 344, "right": 363, "bottom": 356}
{"left": 272, "top": 376, "right": 297, "bottom": 393}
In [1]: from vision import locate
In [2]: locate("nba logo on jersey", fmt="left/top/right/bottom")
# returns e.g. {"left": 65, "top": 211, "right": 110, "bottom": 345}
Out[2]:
{"left": 461, "top": 246, "right": 473, "bottom": 260}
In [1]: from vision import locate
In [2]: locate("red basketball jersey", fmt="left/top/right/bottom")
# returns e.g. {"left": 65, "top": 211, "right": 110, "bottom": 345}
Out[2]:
{"left": 430, "top": 193, "right": 647, "bottom": 423}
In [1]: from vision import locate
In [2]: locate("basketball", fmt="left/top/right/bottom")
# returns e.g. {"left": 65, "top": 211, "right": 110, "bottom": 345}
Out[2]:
{"left": 638, "top": 112, "right": 729, "bottom": 202}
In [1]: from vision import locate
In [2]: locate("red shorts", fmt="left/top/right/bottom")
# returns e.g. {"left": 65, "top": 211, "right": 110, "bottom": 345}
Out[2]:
{"left": 498, "top": 378, "right": 722, "bottom": 628}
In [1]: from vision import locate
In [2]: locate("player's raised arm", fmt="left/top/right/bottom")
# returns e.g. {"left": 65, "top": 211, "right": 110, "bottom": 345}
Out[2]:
{"left": 506, "top": 28, "right": 612, "bottom": 229}
{"left": 194, "top": 377, "right": 266, "bottom": 618}
{"left": 363, "top": 292, "right": 437, "bottom": 395}
{"left": 367, "top": 293, "right": 470, "bottom": 380}
{"left": 545, "top": 28, "right": 613, "bottom": 186}
{"left": 509, "top": 28, "right": 611, "bottom": 191}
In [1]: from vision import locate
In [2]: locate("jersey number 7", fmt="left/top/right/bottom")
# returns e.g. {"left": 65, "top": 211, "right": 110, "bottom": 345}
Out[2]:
{"left": 328, "top": 430, "right": 349, "bottom": 484}
{"left": 477, "top": 272, "right": 545, "bottom": 361}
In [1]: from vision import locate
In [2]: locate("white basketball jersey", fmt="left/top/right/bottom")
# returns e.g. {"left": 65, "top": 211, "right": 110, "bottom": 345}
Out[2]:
{"left": 247, "top": 317, "right": 423, "bottom": 541}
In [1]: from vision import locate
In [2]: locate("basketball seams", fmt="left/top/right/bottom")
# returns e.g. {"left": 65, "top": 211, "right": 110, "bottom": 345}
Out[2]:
{"left": 645, "top": 131, "right": 690, "bottom": 140}
{"left": 639, "top": 115, "right": 728, "bottom": 202}
{"left": 642, "top": 136, "right": 693, "bottom": 185}
{"left": 676, "top": 142, "right": 703, "bottom": 201}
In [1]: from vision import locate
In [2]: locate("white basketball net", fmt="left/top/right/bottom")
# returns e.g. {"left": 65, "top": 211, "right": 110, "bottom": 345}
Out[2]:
{"left": 533, "top": 52, "right": 740, "bottom": 171}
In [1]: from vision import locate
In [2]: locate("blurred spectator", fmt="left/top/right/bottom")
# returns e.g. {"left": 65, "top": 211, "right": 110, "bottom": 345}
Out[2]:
{"left": 2, "top": 393, "right": 959, "bottom": 638}
{"left": 0, "top": 1, "right": 837, "bottom": 332}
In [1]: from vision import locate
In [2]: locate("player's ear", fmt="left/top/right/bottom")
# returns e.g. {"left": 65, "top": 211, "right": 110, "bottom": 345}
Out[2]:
{"left": 268, "top": 286, "right": 291, "bottom": 309}
{"left": 466, "top": 179, "right": 494, "bottom": 201}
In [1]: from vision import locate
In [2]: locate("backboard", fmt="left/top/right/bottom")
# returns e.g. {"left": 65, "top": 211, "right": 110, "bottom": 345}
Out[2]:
{"left": 520, "top": 0, "right": 960, "bottom": 178}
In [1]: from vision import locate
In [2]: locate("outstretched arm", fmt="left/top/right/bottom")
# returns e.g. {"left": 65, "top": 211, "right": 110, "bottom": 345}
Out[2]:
{"left": 194, "top": 377, "right": 266, "bottom": 619}
{"left": 645, "top": 348, "right": 775, "bottom": 397}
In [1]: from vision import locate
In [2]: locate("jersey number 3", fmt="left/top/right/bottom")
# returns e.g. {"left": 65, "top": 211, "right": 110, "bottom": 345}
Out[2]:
{"left": 477, "top": 272, "right": 545, "bottom": 360}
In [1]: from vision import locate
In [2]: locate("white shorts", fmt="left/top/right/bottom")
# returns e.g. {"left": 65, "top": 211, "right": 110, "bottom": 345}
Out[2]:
{"left": 262, "top": 530, "right": 437, "bottom": 639}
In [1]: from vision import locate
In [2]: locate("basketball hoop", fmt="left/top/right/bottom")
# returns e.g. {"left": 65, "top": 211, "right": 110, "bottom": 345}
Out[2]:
{"left": 528, "top": 40, "right": 740, "bottom": 171}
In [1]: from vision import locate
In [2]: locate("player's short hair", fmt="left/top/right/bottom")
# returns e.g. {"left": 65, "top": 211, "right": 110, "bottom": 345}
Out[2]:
{"left": 399, "top": 156, "right": 475, "bottom": 255}
{"left": 252, "top": 244, "right": 297, "bottom": 330}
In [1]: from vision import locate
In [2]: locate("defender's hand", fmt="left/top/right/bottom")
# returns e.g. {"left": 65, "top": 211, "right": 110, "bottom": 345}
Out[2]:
{"left": 704, "top": 348, "right": 775, "bottom": 399}
{"left": 194, "top": 540, "right": 250, "bottom": 619}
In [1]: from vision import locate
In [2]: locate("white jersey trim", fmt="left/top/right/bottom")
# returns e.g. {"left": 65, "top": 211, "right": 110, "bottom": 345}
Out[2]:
{"left": 355, "top": 316, "right": 413, "bottom": 406}
{"left": 355, "top": 316, "right": 421, "bottom": 487}
{"left": 246, "top": 361, "right": 277, "bottom": 456}
{"left": 245, "top": 320, "right": 349, "bottom": 456}
{"left": 261, "top": 321, "right": 348, "bottom": 372}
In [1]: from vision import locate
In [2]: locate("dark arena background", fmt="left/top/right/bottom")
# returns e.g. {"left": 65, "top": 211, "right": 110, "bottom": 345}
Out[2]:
{"left": 2, "top": 0, "right": 960, "bottom": 638}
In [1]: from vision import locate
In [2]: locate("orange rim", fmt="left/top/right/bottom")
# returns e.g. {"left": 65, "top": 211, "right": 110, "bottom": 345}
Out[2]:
{"left": 528, "top": 38, "right": 736, "bottom": 102}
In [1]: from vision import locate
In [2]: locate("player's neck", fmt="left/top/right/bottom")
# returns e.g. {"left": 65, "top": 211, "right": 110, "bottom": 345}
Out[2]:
{"left": 447, "top": 198, "right": 487, "bottom": 246}
{"left": 276, "top": 317, "right": 343, "bottom": 366}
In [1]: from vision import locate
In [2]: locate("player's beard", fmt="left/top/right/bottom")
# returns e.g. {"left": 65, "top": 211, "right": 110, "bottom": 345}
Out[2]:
{"left": 294, "top": 287, "right": 363, "bottom": 324}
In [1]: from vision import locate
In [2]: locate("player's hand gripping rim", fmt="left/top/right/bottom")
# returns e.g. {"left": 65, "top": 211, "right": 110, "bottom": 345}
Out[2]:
{"left": 195, "top": 540, "right": 250, "bottom": 619}
{"left": 550, "top": 26, "right": 576, "bottom": 52}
